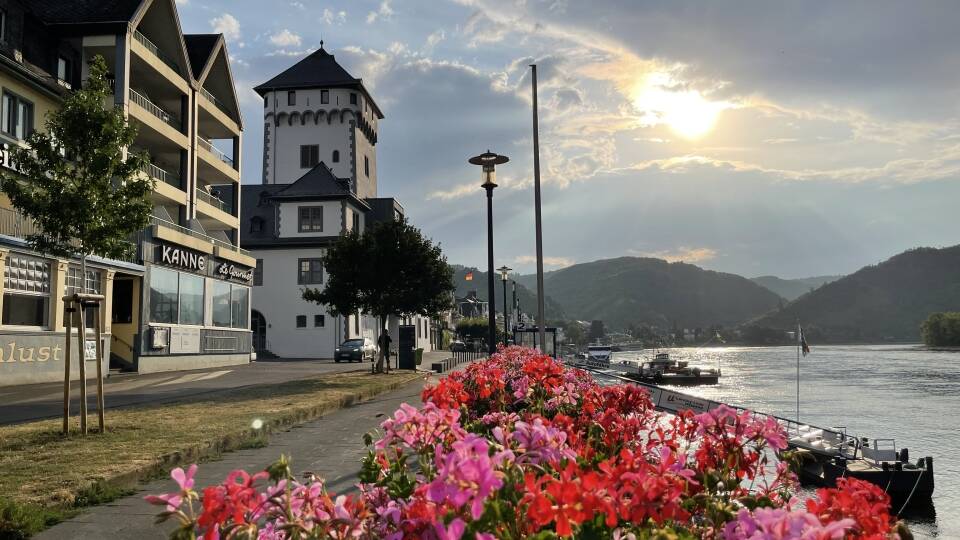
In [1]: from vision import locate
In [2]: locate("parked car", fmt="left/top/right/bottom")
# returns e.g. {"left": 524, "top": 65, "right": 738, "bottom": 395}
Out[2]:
{"left": 335, "top": 338, "right": 376, "bottom": 363}
{"left": 450, "top": 340, "right": 466, "bottom": 352}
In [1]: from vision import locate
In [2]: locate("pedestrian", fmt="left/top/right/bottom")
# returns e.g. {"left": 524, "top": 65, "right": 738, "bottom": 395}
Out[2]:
{"left": 378, "top": 331, "right": 392, "bottom": 373}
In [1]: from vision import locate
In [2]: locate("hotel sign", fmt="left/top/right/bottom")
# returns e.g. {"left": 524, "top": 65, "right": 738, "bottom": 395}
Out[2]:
{"left": 0, "top": 143, "right": 25, "bottom": 174}
{"left": 158, "top": 243, "right": 207, "bottom": 272}
{"left": 216, "top": 261, "right": 253, "bottom": 283}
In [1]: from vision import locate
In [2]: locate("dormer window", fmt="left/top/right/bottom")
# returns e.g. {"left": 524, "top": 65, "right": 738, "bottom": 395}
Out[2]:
{"left": 249, "top": 216, "right": 264, "bottom": 233}
{"left": 57, "top": 56, "right": 70, "bottom": 84}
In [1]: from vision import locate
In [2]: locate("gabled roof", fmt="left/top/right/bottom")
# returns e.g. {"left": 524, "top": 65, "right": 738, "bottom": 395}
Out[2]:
{"left": 254, "top": 45, "right": 384, "bottom": 118}
{"left": 184, "top": 34, "right": 220, "bottom": 78}
{"left": 26, "top": 0, "right": 144, "bottom": 24}
{"left": 273, "top": 162, "right": 354, "bottom": 199}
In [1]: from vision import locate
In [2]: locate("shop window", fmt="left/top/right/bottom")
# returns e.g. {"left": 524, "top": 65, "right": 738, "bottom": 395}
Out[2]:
{"left": 212, "top": 280, "right": 232, "bottom": 327}
{"left": 148, "top": 267, "right": 178, "bottom": 324}
{"left": 253, "top": 259, "right": 263, "bottom": 286}
{"left": 314, "top": 314, "right": 325, "bottom": 327}
{"left": 2, "top": 91, "right": 34, "bottom": 140}
{"left": 298, "top": 258, "right": 323, "bottom": 284}
{"left": 231, "top": 286, "right": 249, "bottom": 329}
{"left": 297, "top": 206, "right": 323, "bottom": 232}
{"left": 2, "top": 254, "right": 50, "bottom": 327}
{"left": 211, "top": 280, "right": 248, "bottom": 328}
{"left": 65, "top": 266, "right": 102, "bottom": 329}
{"left": 296, "top": 315, "right": 306, "bottom": 328}
{"left": 178, "top": 273, "right": 204, "bottom": 325}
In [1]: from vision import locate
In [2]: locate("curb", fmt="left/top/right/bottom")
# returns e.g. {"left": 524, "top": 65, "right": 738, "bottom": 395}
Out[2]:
{"left": 79, "top": 371, "right": 426, "bottom": 499}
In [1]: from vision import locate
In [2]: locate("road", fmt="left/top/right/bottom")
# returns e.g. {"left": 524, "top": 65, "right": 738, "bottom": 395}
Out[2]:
{"left": 0, "top": 354, "right": 448, "bottom": 426}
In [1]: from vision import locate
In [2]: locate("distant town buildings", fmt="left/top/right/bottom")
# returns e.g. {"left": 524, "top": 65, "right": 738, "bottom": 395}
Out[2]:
{"left": 0, "top": 0, "right": 253, "bottom": 386}
{"left": 241, "top": 45, "right": 433, "bottom": 358}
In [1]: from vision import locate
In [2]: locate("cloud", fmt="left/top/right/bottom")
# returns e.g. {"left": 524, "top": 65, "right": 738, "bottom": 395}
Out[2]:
{"left": 425, "top": 29, "right": 446, "bottom": 49}
{"left": 629, "top": 247, "right": 718, "bottom": 264}
{"left": 367, "top": 0, "right": 394, "bottom": 24}
{"left": 210, "top": 13, "right": 240, "bottom": 41}
{"left": 321, "top": 8, "right": 347, "bottom": 25}
{"left": 269, "top": 29, "right": 302, "bottom": 47}
{"left": 513, "top": 255, "right": 575, "bottom": 268}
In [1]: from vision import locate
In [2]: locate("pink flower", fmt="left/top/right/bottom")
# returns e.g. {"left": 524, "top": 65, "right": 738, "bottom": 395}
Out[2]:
{"left": 723, "top": 507, "right": 854, "bottom": 539}
{"left": 143, "top": 464, "right": 197, "bottom": 512}
{"left": 426, "top": 434, "right": 505, "bottom": 520}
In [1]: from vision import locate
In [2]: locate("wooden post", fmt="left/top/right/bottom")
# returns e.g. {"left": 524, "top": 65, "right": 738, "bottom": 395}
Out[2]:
{"left": 77, "top": 300, "right": 87, "bottom": 435}
{"left": 94, "top": 300, "right": 105, "bottom": 432}
{"left": 62, "top": 302, "right": 74, "bottom": 435}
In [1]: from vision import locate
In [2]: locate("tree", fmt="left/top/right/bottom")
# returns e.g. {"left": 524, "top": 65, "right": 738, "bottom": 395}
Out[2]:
{"left": 303, "top": 218, "right": 455, "bottom": 373}
{"left": 921, "top": 312, "right": 960, "bottom": 347}
{"left": 0, "top": 55, "right": 152, "bottom": 286}
{"left": 588, "top": 320, "right": 606, "bottom": 343}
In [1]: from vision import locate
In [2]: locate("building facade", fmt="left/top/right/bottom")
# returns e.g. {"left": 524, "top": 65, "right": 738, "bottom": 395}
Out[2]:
{"left": 243, "top": 46, "right": 432, "bottom": 359}
{"left": 0, "top": 0, "right": 254, "bottom": 387}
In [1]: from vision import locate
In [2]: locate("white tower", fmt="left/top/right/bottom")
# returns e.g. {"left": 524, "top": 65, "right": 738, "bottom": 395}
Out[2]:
{"left": 255, "top": 44, "right": 383, "bottom": 198}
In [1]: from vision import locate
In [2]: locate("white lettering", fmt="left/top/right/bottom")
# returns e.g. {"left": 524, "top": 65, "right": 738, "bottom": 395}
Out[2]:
{"left": 159, "top": 244, "right": 206, "bottom": 272}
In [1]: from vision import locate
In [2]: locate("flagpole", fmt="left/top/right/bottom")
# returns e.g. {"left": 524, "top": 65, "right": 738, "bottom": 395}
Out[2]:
{"left": 796, "top": 321, "right": 801, "bottom": 424}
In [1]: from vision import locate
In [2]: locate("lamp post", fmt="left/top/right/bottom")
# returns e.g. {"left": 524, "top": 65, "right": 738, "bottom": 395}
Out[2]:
{"left": 497, "top": 265, "right": 512, "bottom": 344}
{"left": 469, "top": 151, "right": 509, "bottom": 356}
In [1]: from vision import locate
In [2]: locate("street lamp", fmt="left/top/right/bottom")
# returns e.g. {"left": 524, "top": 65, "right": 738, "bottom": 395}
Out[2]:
{"left": 497, "top": 265, "right": 512, "bottom": 344}
{"left": 469, "top": 150, "right": 509, "bottom": 356}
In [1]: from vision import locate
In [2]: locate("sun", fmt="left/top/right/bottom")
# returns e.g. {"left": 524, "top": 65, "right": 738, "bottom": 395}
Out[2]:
{"left": 632, "top": 73, "right": 730, "bottom": 140}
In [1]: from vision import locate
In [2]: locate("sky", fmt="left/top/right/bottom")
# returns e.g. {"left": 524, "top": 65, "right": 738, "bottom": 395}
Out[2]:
{"left": 175, "top": 0, "right": 960, "bottom": 279}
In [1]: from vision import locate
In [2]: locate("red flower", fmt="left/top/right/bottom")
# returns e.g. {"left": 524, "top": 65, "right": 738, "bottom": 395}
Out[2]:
{"left": 806, "top": 478, "right": 896, "bottom": 539}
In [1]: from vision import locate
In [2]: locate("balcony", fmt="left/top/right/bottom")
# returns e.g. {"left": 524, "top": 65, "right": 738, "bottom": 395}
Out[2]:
{"left": 197, "top": 136, "right": 234, "bottom": 168}
{"left": 151, "top": 216, "right": 250, "bottom": 258}
{"left": 133, "top": 30, "right": 181, "bottom": 74}
{"left": 142, "top": 162, "right": 181, "bottom": 189}
{"left": 200, "top": 88, "right": 231, "bottom": 117}
{"left": 129, "top": 89, "right": 180, "bottom": 130}
{"left": 196, "top": 187, "right": 230, "bottom": 214}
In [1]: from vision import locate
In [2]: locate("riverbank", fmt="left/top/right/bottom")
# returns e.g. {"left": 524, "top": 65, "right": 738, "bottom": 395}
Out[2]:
{"left": 0, "top": 370, "right": 424, "bottom": 537}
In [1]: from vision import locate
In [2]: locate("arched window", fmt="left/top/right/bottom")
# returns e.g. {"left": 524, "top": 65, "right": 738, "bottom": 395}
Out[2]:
{"left": 332, "top": 150, "right": 340, "bottom": 163}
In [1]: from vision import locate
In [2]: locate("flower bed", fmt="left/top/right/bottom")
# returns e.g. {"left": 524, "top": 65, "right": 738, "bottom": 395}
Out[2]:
{"left": 148, "top": 346, "right": 906, "bottom": 539}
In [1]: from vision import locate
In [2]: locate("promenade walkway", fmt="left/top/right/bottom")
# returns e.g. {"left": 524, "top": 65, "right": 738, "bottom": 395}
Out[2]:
{"left": 37, "top": 375, "right": 433, "bottom": 539}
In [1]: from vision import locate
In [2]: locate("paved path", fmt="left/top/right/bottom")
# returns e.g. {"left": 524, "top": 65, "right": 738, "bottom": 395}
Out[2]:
{"left": 0, "top": 351, "right": 451, "bottom": 425}
{"left": 36, "top": 375, "right": 434, "bottom": 539}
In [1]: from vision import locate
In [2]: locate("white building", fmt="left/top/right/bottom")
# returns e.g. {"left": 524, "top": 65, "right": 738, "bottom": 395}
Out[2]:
{"left": 242, "top": 45, "right": 433, "bottom": 359}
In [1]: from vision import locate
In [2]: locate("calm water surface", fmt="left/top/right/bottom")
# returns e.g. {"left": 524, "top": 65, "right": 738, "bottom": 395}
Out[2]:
{"left": 609, "top": 345, "right": 960, "bottom": 539}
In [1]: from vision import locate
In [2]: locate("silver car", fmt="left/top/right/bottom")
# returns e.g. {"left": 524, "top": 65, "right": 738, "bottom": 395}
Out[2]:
{"left": 335, "top": 338, "right": 376, "bottom": 363}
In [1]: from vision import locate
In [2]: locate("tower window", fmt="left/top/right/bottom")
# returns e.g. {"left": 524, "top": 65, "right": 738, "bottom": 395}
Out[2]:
{"left": 249, "top": 216, "right": 264, "bottom": 233}
{"left": 364, "top": 156, "right": 369, "bottom": 177}
{"left": 321, "top": 90, "right": 329, "bottom": 104}
{"left": 350, "top": 92, "right": 357, "bottom": 105}
{"left": 296, "top": 315, "right": 306, "bottom": 328}
{"left": 300, "top": 144, "right": 319, "bottom": 168}
{"left": 287, "top": 91, "right": 296, "bottom": 106}
{"left": 332, "top": 150, "right": 339, "bottom": 163}
{"left": 263, "top": 95, "right": 268, "bottom": 108}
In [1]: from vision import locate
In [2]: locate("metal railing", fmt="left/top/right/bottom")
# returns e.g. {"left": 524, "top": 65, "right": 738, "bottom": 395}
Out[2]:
{"left": 0, "top": 207, "right": 41, "bottom": 238}
{"left": 197, "top": 136, "right": 235, "bottom": 168}
{"left": 129, "top": 88, "right": 180, "bottom": 130}
{"left": 133, "top": 29, "right": 181, "bottom": 74}
{"left": 141, "top": 162, "right": 181, "bottom": 189}
{"left": 151, "top": 216, "right": 250, "bottom": 257}
{"left": 200, "top": 87, "right": 232, "bottom": 117}
{"left": 196, "top": 187, "right": 230, "bottom": 213}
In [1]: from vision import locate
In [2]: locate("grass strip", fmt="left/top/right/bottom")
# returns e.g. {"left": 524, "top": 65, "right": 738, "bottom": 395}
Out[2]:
{"left": 0, "top": 370, "right": 424, "bottom": 537}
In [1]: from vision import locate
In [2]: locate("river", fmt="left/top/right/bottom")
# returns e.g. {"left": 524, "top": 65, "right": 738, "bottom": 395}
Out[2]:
{"left": 607, "top": 345, "right": 959, "bottom": 539}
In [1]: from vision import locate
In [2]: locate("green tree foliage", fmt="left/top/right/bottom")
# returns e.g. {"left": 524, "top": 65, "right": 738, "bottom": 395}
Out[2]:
{"left": 302, "top": 218, "right": 455, "bottom": 372}
{"left": 0, "top": 55, "right": 152, "bottom": 280}
{"left": 455, "top": 317, "right": 488, "bottom": 339}
{"left": 921, "top": 312, "right": 960, "bottom": 347}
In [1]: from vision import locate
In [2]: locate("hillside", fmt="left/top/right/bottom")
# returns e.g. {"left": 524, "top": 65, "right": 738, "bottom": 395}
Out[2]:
{"left": 752, "top": 246, "right": 960, "bottom": 342}
{"left": 452, "top": 266, "right": 566, "bottom": 320}
{"left": 516, "top": 257, "right": 782, "bottom": 330}
{"left": 751, "top": 275, "right": 842, "bottom": 301}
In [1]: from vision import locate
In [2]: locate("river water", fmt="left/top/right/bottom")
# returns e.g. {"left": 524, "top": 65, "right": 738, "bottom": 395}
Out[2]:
{"left": 608, "top": 345, "right": 959, "bottom": 539}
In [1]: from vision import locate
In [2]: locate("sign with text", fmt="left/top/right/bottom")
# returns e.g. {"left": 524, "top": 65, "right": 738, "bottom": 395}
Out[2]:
{"left": 216, "top": 261, "right": 254, "bottom": 284}
{"left": 157, "top": 243, "right": 207, "bottom": 273}
{"left": 0, "top": 143, "right": 25, "bottom": 174}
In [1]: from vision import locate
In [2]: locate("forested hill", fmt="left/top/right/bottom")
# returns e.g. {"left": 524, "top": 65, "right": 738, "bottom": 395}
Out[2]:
{"left": 751, "top": 275, "right": 843, "bottom": 301}
{"left": 452, "top": 265, "right": 566, "bottom": 320}
{"left": 751, "top": 246, "right": 960, "bottom": 342}
{"left": 515, "top": 257, "right": 782, "bottom": 330}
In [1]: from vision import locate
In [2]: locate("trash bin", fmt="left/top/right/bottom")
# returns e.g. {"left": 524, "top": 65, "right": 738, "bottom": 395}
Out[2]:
{"left": 415, "top": 347, "right": 424, "bottom": 367}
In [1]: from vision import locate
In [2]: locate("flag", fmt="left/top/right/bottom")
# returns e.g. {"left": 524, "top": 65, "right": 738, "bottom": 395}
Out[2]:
{"left": 465, "top": 272, "right": 473, "bottom": 281}
{"left": 799, "top": 326, "right": 810, "bottom": 356}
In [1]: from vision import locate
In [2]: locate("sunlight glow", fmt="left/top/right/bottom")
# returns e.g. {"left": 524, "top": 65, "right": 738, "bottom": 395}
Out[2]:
{"left": 632, "top": 72, "right": 732, "bottom": 140}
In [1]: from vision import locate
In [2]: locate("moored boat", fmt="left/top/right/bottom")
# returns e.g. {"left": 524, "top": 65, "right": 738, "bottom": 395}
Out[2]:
{"left": 620, "top": 351, "right": 721, "bottom": 386}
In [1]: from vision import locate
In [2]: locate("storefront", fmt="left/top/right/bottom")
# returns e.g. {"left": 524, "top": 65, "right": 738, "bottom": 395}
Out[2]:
{"left": 136, "top": 229, "right": 254, "bottom": 374}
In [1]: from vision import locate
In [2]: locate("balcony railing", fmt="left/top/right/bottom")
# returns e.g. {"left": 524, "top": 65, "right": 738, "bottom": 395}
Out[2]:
{"left": 196, "top": 187, "right": 231, "bottom": 214}
{"left": 200, "top": 87, "right": 232, "bottom": 117}
{"left": 133, "top": 29, "right": 181, "bottom": 74}
{"left": 197, "top": 136, "right": 235, "bottom": 168}
{"left": 129, "top": 88, "right": 180, "bottom": 130}
{"left": 151, "top": 216, "right": 250, "bottom": 257}
{"left": 141, "top": 162, "right": 181, "bottom": 189}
